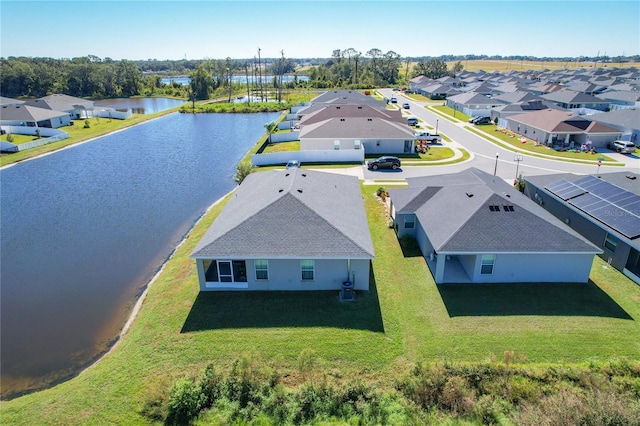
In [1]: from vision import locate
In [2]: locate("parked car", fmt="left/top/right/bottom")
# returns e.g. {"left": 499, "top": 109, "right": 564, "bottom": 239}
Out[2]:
{"left": 471, "top": 116, "right": 492, "bottom": 125}
{"left": 607, "top": 140, "right": 636, "bottom": 154}
{"left": 407, "top": 117, "right": 419, "bottom": 126}
{"left": 367, "top": 156, "right": 401, "bottom": 170}
{"left": 286, "top": 160, "right": 300, "bottom": 169}
{"left": 402, "top": 103, "right": 410, "bottom": 109}
{"left": 415, "top": 131, "right": 442, "bottom": 143}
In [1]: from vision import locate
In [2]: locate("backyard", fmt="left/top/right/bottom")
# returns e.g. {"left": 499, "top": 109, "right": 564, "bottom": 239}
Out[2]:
{"left": 2, "top": 181, "right": 639, "bottom": 424}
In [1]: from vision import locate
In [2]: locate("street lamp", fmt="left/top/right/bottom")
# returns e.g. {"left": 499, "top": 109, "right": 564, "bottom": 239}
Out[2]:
{"left": 493, "top": 153, "right": 499, "bottom": 176}
{"left": 514, "top": 154, "right": 523, "bottom": 181}
{"left": 435, "top": 119, "right": 439, "bottom": 135}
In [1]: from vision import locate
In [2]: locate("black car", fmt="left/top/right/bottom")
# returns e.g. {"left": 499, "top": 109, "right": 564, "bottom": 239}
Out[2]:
{"left": 367, "top": 156, "right": 401, "bottom": 170}
{"left": 472, "top": 116, "right": 492, "bottom": 125}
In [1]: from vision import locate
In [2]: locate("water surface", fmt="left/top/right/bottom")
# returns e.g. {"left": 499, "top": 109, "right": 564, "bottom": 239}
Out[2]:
{"left": 0, "top": 111, "right": 279, "bottom": 398}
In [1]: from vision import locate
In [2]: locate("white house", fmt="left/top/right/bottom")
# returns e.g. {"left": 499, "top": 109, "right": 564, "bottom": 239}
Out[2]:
{"left": 388, "top": 168, "right": 601, "bottom": 284}
{"left": 298, "top": 117, "right": 416, "bottom": 154}
{"left": 191, "top": 169, "right": 375, "bottom": 291}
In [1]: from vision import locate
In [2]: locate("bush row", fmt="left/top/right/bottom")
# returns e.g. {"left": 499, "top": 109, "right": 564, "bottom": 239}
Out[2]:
{"left": 141, "top": 354, "right": 640, "bottom": 425}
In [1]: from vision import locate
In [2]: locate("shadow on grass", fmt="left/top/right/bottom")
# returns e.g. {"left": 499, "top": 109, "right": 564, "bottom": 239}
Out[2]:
{"left": 438, "top": 280, "right": 633, "bottom": 319}
{"left": 399, "top": 235, "right": 423, "bottom": 258}
{"left": 181, "top": 270, "right": 385, "bottom": 333}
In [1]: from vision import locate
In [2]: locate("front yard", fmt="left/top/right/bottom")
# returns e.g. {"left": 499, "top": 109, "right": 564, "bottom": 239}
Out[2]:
{"left": 2, "top": 183, "right": 638, "bottom": 424}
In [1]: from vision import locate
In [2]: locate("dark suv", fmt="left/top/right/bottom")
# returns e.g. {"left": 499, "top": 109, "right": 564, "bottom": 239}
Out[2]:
{"left": 367, "top": 156, "right": 401, "bottom": 170}
{"left": 471, "top": 116, "right": 492, "bottom": 125}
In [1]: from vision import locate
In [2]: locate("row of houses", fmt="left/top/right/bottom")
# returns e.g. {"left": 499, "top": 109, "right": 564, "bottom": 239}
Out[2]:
{"left": 0, "top": 94, "right": 94, "bottom": 128}
{"left": 191, "top": 163, "right": 640, "bottom": 291}
{"left": 410, "top": 67, "right": 640, "bottom": 150}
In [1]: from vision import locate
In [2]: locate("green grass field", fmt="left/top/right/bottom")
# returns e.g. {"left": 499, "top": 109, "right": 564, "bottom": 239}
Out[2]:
{"left": 2, "top": 181, "right": 638, "bottom": 424}
{"left": 448, "top": 59, "right": 640, "bottom": 72}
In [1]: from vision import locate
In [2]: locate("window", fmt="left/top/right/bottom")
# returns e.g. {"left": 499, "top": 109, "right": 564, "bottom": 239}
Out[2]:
{"left": 604, "top": 233, "right": 618, "bottom": 252}
{"left": 203, "top": 260, "right": 218, "bottom": 282}
{"left": 301, "top": 260, "right": 315, "bottom": 281}
{"left": 480, "top": 255, "right": 495, "bottom": 275}
{"left": 405, "top": 215, "right": 415, "bottom": 229}
{"left": 255, "top": 260, "right": 269, "bottom": 280}
{"left": 203, "top": 260, "right": 247, "bottom": 282}
{"left": 334, "top": 140, "right": 340, "bottom": 150}
{"left": 354, "top": 140, "right": 361, "bottom": 150}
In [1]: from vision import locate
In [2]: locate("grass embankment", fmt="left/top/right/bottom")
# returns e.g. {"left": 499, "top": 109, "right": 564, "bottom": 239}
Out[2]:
{"left": 179, "top": 102, "right": 296, "bottom": 114}
{"left": 2, "top": 180, "right": 639, "bottom": 424}
{"left": 0, "top": 109, "right": 180, "bottom": 167}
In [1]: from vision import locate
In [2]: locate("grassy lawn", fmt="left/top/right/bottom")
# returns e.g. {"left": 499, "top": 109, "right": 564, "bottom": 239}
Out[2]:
{"left": 465, "top": 125, "right": 619, "bottom": 164}
{"left": 0, "top": 110, "right": 180, "bottom": 167}
{"left": 2, "top": 179, "right": 639, "bottom": 424}
{"left": 261, "top": 141, "right": 300, "bottom": 154}
{"left": 0, "top": 134, "right": 39, "bottom": 144}
{"left": 430, "top": 104, "right": 471, "bottom": 122}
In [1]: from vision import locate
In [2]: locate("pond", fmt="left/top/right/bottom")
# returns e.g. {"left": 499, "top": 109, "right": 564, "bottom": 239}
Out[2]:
{"left": 94, "top": 97, "right": 186, "bottom": 114}
{"left": 0, "top": 111, "right": 280, "bottom": 399}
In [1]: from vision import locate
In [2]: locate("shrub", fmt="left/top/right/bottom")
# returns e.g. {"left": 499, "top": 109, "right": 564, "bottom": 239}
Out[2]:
{"left": 83, "top": 119, "right": 90, "bottom": 128}
{"left": 6, "top": 133, "right": 14, "bottom": 142}
{"left": 440, "top": 376, "right": 474, "bottom": 415}
{"left": 233, "top": 161, "right": 255, "bottom": 185}
{"left": 166, "top": 376, "right": 205, "bottom": 425}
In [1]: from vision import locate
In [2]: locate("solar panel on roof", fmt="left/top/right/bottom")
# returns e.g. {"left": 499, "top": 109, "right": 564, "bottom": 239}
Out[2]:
{"left": 545, "top": 180, "right": 587, "bottom": 201}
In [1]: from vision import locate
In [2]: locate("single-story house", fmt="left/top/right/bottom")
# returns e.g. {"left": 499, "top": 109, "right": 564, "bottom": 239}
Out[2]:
{"left": 523, "top": 172, "right": 640, "bottom": 285}
{"left": 596, "top": 91, "right": 640, "bottom": 111}
{"left": 491, "top": 100, "right": 565, "bottom": 124}
{"left": 587, "top": 108, "right": 640, "bottom": 144}
{"left": 541, "top": 89, "right": 610, "bottom": 112}
{"left": 307, "top": 90, "right": 383, "bottom": 107}
{"left": 0, "top": 96, "right": 24, "bottom": 107}
{"left": 298, "top": 104, "right": 404, "bottom": 127}
{"left": 413, "top": 83, "right": 462, "bottom": 100}
{"left": 298, "top": 117, "right": 416, "bottom": 154}
{"left": 504, "top": 109, "right": 621, "bottom": 149}
{"left": 492, "top": 91, "right": 542, "bottom": 105}
{"left": 446, "top": 92, "right": 505, "bottom": 118}
{"left": 26, "top": 94, "right": 94, "bottom": 119}
{"left": 190, "top": 169, "right": 375, "bottom": 291}
{"left": 388, "top": 168, "right": 601, "bottom": 284}
{"left": 0, "top": 104, "right": 71, "bottom": 128}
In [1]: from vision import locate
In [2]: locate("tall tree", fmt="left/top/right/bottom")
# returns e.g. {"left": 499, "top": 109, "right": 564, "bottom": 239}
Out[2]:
{"left": 413, "top": 58, "right": 448, "bottom": 79}
{"left": 189, "top": 64, "right": 212, "bottom": 100}
{"left": 366, "top": 48, "right": 383, "bottom": 84}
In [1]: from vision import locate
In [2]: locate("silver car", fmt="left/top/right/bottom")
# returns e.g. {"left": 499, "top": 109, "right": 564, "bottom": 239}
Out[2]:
{"left": 608, "top": 140, "right": 636, "bottom": 154}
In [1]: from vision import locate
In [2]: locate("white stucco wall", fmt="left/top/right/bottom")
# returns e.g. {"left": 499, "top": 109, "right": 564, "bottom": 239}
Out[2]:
{"left": 300, "top": 137, "right": 410, "bottom": 154}
{"left": 459, "top": 252, "right": 595, "bottom": 283}
{"left": 196, "top": 258, "right": 371, "bottom": 291}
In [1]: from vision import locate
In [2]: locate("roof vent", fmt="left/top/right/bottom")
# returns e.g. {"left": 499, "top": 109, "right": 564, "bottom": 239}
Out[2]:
{"left": 278, "top": 189, "right": 284, "bottom": 193}
{"left": 466, "top": 192, "right": 474, "bottom": 197}
{"left": 301, "top": 173, "right": 307, "bottom": 177}
{"left": 626, "top": 175, "right": 637, "bottom": 180}
{"left": 285, "top": 173, "right": 290, "bottom": 177}
{"left": 336, "top": 106, "right": 340, "bottom": 109}
{"left": 340, "top": 118, "right": 345, "bottom": 121}
{"left": 297, "top": 189, "right": 303, "bottom": 193}
{"left": 367, "top": 118, "right": 373, "bottom": 121}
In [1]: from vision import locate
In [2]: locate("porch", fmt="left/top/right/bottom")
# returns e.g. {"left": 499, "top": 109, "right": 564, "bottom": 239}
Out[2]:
{"left": 425, "top": 254, "right": 472, "bottom": 284}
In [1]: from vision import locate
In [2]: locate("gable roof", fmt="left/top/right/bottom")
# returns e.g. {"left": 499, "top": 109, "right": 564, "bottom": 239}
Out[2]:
{"left": 389, "top": 168, "right": 600, "bottom": 254}
{"left": 299, "top": 117, "right": 415, "bottom": 139}
{"left": 447, "top": 91, "right": 504, "bottom": 106}
{"left": 310, "top": 90, "right": 382, "bottom": 107}
{"left": 0, "top": 104, "right": 69, "bottom": 122}
{"left": 541, "top": 89, "right": 610, "bottom": 104}
{"left": 191, "top": 169, "right": 374, "bottom": 259}
{"left": 298, "top": 104, "right": 404, "bottom": 126}
{"left": 507, "top": 109, "right": 620, "bottom": 134}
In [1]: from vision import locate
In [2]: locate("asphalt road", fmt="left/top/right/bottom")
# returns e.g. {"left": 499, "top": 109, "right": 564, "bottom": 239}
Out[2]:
{"left": 363, "top": 89, "right": 639, "bottom": 181}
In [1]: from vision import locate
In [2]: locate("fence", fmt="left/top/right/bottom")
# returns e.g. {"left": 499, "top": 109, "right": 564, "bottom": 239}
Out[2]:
{"left": 1, "top": 125, "right": 69, "bottom": 151}
{"left": 94, "top": 108, "right": 133, "bottom": 120}
{"left": 269, "top": 131, "right": 300, "bottom": 143}
{"left": 251, "top": 149, "right": 364, "bottom": 166}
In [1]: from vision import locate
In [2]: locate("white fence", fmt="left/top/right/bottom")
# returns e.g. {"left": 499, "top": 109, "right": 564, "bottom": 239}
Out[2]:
{"left": 1, "top": 125, "right": 70, "bottom": 151}
{"left": 269, "top": 132, "right": 300, "bottom": 143}
{"left": 252, "top": 149, "right": 364, "bottom": 166}
{"left": 94, "top": 108, "right": 133, "bottom": 120}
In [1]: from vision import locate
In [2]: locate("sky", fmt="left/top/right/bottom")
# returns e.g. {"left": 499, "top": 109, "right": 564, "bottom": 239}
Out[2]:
{"left": 1, "top": 0, "right": 638, "bottom": 60}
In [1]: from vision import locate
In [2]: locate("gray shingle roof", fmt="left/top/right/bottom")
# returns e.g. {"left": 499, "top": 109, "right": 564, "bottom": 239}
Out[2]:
{"left": 191, "top": 169, "right": 374, "bottom": 259}
{"left": 390, "top": 168, "right": 599, "bottom": 254}
{"left": 299, "top": 117, "right": 415, "bottom": 139}
{"left": 0, "top": 104, "right": 69, "bottom": 122}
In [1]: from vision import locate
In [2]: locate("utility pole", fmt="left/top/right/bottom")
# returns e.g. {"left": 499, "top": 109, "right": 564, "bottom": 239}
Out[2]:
{"left": 257, "top": 48, "right": 263, "bottom": 102}
{"left": 514, "top": 154, "right": 523, "bottom": 183}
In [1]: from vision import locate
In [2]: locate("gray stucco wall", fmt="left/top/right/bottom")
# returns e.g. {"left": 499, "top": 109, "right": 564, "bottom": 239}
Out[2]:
{"left": 300, "top": 138, "right": 410, "bottom": 154}
{"left": 524, "top": 182, "right": 630, "bottom": 272}
{"left": 196, "top": 258, "right": 370, "bottom": 291}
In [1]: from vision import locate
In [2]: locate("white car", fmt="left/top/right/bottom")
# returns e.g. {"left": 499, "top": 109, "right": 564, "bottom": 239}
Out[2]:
{"left": 607, "top": 140, "right": 636, "bottom": 154}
